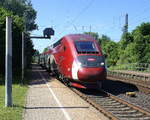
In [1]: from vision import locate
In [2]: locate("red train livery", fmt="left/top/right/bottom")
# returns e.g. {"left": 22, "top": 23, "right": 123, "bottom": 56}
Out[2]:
{"left": 39, "top": 34, "right": 107, "bottom": 89}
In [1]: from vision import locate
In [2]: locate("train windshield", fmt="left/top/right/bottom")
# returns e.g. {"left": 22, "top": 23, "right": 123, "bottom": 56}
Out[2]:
{"left": 75, "top": 41, "right": 98, "bottom": 53}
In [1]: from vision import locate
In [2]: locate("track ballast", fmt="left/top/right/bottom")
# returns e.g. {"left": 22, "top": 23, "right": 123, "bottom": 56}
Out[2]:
{"left": 72, "top": 88, "right": 150, "bottom": 120}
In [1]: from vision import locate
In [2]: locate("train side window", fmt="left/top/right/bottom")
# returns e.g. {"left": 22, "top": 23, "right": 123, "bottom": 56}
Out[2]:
{"left": 64, "top": 46, "right": 66, "bottom": 51}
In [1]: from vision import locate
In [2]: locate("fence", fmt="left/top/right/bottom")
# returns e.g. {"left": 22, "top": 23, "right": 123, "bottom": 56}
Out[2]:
{"left": 108, "top": 63, "right": 150, "bottom": 72}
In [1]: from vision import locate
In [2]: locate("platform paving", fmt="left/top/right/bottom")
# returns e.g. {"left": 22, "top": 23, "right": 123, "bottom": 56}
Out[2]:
{"left": 23, "top": 64, "right": 109, "bottom": 120}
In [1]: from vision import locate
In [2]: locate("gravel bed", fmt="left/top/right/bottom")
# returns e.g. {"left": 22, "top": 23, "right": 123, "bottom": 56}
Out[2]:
{"left": 103, "top": 79, "right": 150, "bottom": 112}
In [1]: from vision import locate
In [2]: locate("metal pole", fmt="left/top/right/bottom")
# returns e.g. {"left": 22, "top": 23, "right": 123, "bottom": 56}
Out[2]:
{"left": 21, "top": 32, "right": 24, "bottom": 84}
{"left": 5, "top": 16, "right": 12, "bottom": 107}
{"left": 82, "top": 26, "right": 84, "bottom": 33}
{"left": 90, "top": 25, "right": 91, "bottom": 33}
{"left": 123, "top": 13, "right": 128, "bottom": 34}
{"left": 89, "top": 25, "right": 91, "bottom": 36}
{"left": 125, "top": 13, "right": 128, "bottom": 33}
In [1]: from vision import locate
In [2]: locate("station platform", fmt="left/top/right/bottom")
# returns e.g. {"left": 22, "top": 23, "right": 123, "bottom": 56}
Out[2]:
{"left": 23, "top": 64, "right": 108, "bottom": 120}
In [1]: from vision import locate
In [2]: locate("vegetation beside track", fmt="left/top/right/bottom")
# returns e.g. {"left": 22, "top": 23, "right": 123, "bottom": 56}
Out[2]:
{"left": 0, "top": 84, "right": 27, "bottom": 120}
{"left": 108, "top": 63, "right": 150, "bottom": 72}
{"left": 0, "top": 70, "right": 31, "bottom": 120}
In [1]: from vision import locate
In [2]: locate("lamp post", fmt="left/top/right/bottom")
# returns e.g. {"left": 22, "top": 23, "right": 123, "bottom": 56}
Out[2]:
{"left": 5, "top": 16, "right": 12, "bottom": 107}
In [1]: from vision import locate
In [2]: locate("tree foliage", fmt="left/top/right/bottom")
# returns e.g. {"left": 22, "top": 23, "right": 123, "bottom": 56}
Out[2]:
{"left": 118, "top": 22, "right": 150, "bottom": 64}
{"left": 43, "top": 47, "right": 48, "bottom": 52}
{"left": 0, "top": 0, "right": 37, "bottom": 75}
{"left": 99, "top": 35, "right": 119, "bottom": 67}
{"left": 33, "top": 49, "right": 40, "bottom": 56}
{"left": 0, "top": 7, "right": 23, "bottom": 74}
{"left": 0, "top": 0, "right": 37, "bottom": 31}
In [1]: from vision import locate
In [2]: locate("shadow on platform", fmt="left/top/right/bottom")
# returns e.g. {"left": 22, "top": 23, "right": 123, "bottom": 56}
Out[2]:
{"left": 24, "top": 106, "right": 89, "bottom": 110}
{"left": 30, "top": 64, "right": 54, "bottom": 85}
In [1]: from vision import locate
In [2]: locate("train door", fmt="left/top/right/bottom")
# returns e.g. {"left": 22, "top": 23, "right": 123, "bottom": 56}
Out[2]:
{"left": 60, "top": 40, "right": 71, "bottom": 78}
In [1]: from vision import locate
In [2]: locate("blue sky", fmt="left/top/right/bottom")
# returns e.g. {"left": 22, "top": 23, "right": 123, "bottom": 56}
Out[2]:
{"left": 31, "top": 0, "right": 150, "bottom": 52}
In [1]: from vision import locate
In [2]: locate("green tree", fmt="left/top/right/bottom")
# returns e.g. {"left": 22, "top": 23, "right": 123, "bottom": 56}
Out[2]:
{"left": 33, "top": 49, "right": 40, "bottom": 56}
{"left": 117, "top": 32, "right": 133, "bottom": 64}
{"left": 0, "top": 7, "right": 24, "bottom": 74}
{"left": 117, "top": 22, "right": 150, "bottom": 64}
{"left": 117, "top": 43, "right": 138, "bottom": 64}
{"left": 99, "top": 35, "right": 119, "bottom": 67}
{"left": 0, "top": 0, "right": 37, "bottom": 74}
{"left": 0, "top": 0, "right": 37, "bottom": 75}
{"left": 119, "top": 32, "right": 133, "bottom": 50}
{"left": 43, "top": 47, "right": 48, "bottom": 52}
{"left": 132, "top": 23, "right": 150, "bottom": 63}
{"left": 143, "top": 35, "right": 150, "bottom": 63}
{"left": 0, "top": 0, "right": 37, "bottom": 31}
{"left": 24, "top": 33, "right": 35, "bottom": 68}
{"left": 98, "top": 35, "right": 111, "bottom": 45}
{"left": 136, "top": 22, "right": 150, "bottom": 36}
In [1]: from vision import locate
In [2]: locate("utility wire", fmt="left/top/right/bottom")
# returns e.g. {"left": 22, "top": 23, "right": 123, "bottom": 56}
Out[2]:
{"left": 70, "top": 0, "right": 95, "bottom": 24}
{"left": 130, "top": 6, "right": 150, "bottom": 25}
{"left": 57, "top": 0, "right": 95, "bottom": 35}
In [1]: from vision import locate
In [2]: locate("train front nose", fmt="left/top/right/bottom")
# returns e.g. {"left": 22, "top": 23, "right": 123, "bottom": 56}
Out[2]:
{"left": 71, "top": 55, "right": 106, "bottom": 82}
{"left": 78, "top": 67, "right": 106, "bottom": 82}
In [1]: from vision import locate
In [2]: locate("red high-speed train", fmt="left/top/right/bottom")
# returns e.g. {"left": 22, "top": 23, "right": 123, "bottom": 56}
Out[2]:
{"left": 39, "top": 34, "right": 107, "bottom": 89}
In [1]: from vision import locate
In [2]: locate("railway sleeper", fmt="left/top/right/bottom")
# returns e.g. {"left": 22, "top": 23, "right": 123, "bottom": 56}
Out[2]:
{"left": 102, "top": 104, "right": 127, "bottom": 108}
{"left": 98, "top": 101, "right": 119, "bottom": 104}
{"left": 106, "top": 107, "right": 131, "bottom": 111}
{"left": 93, "top": 99, "right": 115, "bottom": 103}
{"left": 100, "top": 102, "right": 122, "bottom": 106}
{"left": 111, "top": 109, "right": 137, "bottom": 114}
{"left": 88, "top": 96, "right": 106, "bottom": 99}
{"left": 116, "top": 112, "right": 144, "bottom": 118}
{"left": 94, "top": 98, "right": 113, "bottom": 101}
{"left": 90, "top": 96, "right": 109, "bottom": 99}
{"left": 120, "top": 117, "right": 150, "bottom": 120}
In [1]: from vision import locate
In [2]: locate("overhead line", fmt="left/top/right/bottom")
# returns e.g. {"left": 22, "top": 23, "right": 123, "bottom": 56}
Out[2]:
{"left": 57, "top": 0, "right": 95, "bottom": 35}
{"left": 70, "top": 0, "right": 95, "bottom": 24}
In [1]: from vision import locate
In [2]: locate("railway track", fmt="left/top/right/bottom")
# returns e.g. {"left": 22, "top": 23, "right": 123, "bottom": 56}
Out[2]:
{"left": 71, "top": 88, "right": 150, "bottom": 120}
{"left": 107, "top": 71, "right": 150, "bottom": 93}
{"left": 52, "top": 68, "right": 150, "bottom": 119}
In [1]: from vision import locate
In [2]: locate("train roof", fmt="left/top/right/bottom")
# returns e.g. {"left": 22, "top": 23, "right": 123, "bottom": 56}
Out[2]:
{"left": 63, "top": 34, "right": 95, "bottom": 41}
{"left": 50, "top": 34, "right": 96, "bottom": 49}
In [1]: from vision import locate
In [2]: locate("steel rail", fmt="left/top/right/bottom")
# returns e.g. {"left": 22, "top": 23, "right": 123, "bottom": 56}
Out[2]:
{"left": 104, "top": 90, "right": 150, "bottom": 117}
{"left": 72, "top": 88, "right": 118, "bottom": 120}
{"left": 66, "top": 84, "right": 150, "bottom": 120}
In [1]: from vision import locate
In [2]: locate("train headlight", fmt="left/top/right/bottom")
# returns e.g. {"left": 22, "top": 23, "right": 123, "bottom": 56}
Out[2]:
{"left": 100, "top": 62, "right": 105, "bottom": 66}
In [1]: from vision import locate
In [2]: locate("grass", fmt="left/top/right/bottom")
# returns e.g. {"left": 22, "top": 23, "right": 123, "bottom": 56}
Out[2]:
{"left": 108, "top": 63, "right": 150, "bottom": 73}
{"left": 0, "top": 71, "right": 30, "bottom": 120}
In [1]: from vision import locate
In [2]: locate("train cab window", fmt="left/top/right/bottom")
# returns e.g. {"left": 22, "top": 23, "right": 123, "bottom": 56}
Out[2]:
{"left": 75, "top": 41, "right": 98, "bottom": 54}
{"left": 53, "top": 39, "right": 61, "bottom": 48}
